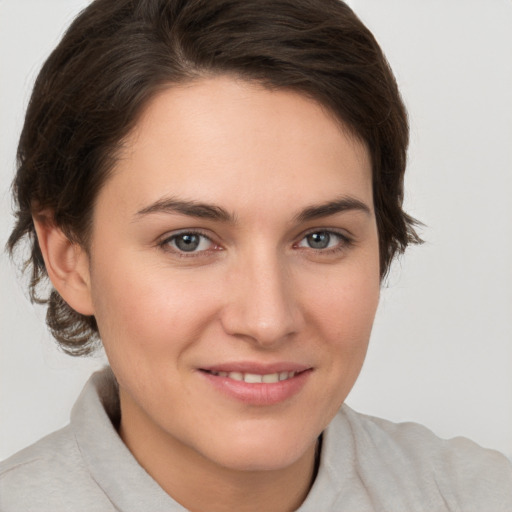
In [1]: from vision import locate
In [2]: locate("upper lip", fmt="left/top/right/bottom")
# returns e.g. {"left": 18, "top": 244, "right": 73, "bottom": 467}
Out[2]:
{"left": 199, "top": 362, "right": 312, "bottom": 374}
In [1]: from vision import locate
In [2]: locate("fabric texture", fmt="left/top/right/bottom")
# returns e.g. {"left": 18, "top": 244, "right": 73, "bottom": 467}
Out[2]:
{"left": 1, "top": 368, "right": 511, "bottom": 511}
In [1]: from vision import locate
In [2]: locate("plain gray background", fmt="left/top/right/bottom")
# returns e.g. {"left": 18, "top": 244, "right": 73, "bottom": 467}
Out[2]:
{"left": 1, "top": 0, "right": 511, "bottom": 461}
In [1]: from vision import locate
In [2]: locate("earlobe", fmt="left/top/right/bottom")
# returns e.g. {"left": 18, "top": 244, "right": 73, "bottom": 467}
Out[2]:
{"left": 33, "top": 213, "right": 94, "bottom": 316}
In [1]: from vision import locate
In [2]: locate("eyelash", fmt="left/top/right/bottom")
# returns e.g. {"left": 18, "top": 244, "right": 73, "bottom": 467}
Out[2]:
{"left": 159, "top": 230, "right": 219, "bottom": 257}
{"left": 294, "top": 229, "right": 353, "bottom": 255}
{"left": 158, "top": 229, "right": 353, "bottom": 257}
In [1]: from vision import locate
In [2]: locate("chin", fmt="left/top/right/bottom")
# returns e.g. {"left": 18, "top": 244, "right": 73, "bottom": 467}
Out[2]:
{"left": 201, "top": 428, "right": 317, "bottom": 473}
{"left": 215, "top": 450, "right": 306, "bottom": 473}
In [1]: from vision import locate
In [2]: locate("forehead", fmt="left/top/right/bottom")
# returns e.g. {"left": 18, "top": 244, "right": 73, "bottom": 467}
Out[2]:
{"left": 100, "top": 76, "right": 373, "bottom": 218}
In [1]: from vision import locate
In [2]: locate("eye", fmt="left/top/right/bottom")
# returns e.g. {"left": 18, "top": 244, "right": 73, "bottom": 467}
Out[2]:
{"left": 296, "top": 231, "right": 349, "bottom": 251}
{"left": 163, "top": 232, "right": 215, "bottom": 253}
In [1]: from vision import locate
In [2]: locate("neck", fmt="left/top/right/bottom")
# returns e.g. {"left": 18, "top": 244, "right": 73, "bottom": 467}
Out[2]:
{"left": 118, "top": 390, "right": 319, "bottom": 512}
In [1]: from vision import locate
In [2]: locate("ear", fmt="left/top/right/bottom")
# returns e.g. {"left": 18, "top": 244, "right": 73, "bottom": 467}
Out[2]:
{"left": 33, "top": 212, "right": 94, "bottom": 316}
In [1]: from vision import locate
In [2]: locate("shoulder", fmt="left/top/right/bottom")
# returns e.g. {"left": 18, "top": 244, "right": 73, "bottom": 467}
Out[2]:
{"left": 342, "top": 405, "right": 512, "bottom": 472}
{"left": 0, "top": 425, "right": 78, "bottom": 483}
{"left": 0, "top": 426, "right": 113, "bottom": 512}
{"left": 338, "top": 405, "right": 512, "bottom": 509}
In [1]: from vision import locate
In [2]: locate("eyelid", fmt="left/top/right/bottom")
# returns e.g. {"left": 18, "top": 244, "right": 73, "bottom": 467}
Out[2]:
{"left": 297, "top": 227, "right": 353, "bottom": 241}
{"left": 156, "top": 227, "right": 354, "bottom": 256}
{"left": 158, "top": 229, "right": 221, "bottom": 255}
{"left": 294, "top": 228, "right": 354, "bottom": 252}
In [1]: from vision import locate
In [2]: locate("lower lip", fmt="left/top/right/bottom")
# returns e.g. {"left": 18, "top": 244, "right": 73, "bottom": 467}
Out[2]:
{"left": 199, "top": 370, "right": 312, "bottom": 406}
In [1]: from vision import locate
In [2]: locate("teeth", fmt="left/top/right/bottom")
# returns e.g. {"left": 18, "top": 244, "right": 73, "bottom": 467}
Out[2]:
{"left": 244, "top": 373, "right": 263, "bottom": 383}
{"left": 209, "top": 370, "right": 298, "bottom": 383}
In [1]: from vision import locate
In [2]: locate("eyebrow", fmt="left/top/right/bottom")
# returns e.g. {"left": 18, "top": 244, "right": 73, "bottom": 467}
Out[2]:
{"left": 294, "top": 196, "right": 371, "bottom": 222}
{"left": 135, "top": 197, "right": 235, "bottom": 222}
{"left": 134, "top": 195, "right": 371, "bottom": 224}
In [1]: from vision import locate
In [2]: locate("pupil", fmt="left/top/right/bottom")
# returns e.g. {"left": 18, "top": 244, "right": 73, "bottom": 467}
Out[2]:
{"left": 307, "top": 232, "right": 330, "bottom": 249}
{"left": 176, "top": 234, "right": 200, "bottom": 252}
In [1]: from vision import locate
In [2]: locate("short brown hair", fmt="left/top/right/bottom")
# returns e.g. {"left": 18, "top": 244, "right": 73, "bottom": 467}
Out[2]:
{"left": 7, "top": 0, "right": 421, "bottom": 355}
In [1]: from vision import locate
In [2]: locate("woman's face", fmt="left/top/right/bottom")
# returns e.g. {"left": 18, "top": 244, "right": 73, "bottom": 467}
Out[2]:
{"left": 87, "top": 76, "right": 380, "bottom": 472}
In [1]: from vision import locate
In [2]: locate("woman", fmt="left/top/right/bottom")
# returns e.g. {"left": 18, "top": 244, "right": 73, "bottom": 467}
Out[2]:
{"left": 1, "top": 0, "right": 511, "bottom": 510}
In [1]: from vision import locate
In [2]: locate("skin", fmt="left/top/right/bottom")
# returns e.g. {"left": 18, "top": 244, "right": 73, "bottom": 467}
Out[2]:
{"left": 37, "top": 76, "right": 380, "bottom": 512}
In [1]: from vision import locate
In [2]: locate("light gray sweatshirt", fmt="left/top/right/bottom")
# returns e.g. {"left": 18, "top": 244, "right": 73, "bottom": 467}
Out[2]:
{"left": 1, "top": 368, "right": 511, "bottom": 511}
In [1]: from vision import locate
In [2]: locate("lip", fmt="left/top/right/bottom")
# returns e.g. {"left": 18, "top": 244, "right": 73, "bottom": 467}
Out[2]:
{"left": 201, "top": 362, "right": 311, "bottom": 374}
{"left": 198, "top": 362, "right": 313, "bottom": 406}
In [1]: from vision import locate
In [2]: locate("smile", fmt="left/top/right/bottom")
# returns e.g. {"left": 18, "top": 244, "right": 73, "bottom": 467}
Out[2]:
{"left": 204, "top": 370, "right": 298, "bottom": 383}
{"left": 199, "top": 366, "right": 312, "bottom": 405}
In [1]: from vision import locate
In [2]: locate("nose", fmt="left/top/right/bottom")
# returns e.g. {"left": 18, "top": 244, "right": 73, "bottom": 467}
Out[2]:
{"left": 220, "top": 250, "right": 304, "bottom": 347}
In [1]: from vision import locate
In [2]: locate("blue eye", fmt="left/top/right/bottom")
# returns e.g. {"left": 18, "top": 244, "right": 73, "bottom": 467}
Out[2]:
{"left": 297, "top": 231, "right": 347, "bottom": 250}
{"left": 166, "top": 232, "right": 213, "bottom": 253}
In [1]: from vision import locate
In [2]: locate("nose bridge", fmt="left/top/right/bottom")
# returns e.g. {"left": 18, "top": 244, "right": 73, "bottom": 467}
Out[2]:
{"left": 222, "top": 245, "right": 301, "bottom": 346}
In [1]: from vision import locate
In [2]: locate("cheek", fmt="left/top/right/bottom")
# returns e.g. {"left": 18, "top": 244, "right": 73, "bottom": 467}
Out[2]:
{"left": 89, "top": 250, "right": 227, "bottom": 368}
{"left": 303, "top": 256, "right": 380, "bottom": 338}
{"left": 90, "top": 255, "right": 188, "bottom": 348}
{"left": 303, "top": 255, "right": 380, "bottom": 380}
{"left": 291, "top": 259, "right": 380, "bottom": 428}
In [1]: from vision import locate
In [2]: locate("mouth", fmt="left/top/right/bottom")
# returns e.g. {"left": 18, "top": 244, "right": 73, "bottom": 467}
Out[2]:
{"left": 201, "top": 369, "right": 301, "bottom": 384}
{"left": 198, "top": 365, "right": 312, "bottom": 405}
